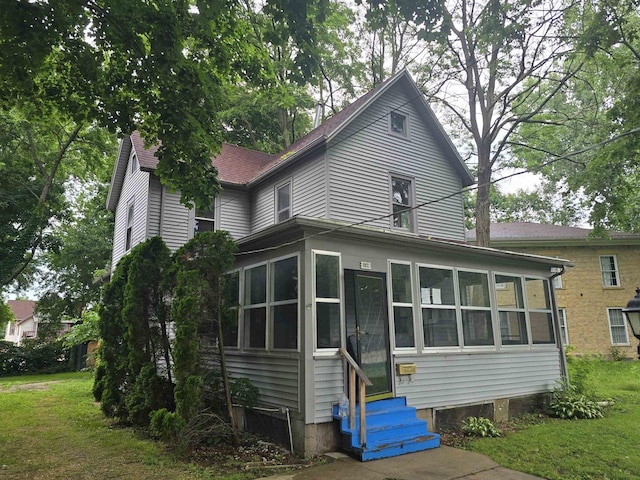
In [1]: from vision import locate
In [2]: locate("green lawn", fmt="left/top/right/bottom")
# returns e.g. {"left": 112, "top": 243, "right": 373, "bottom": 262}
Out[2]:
{"left": 467, "top": 360, "right": 640, "bottom": 480}
{"left": 0, "top": 372, "right": 224, "bottom": 480}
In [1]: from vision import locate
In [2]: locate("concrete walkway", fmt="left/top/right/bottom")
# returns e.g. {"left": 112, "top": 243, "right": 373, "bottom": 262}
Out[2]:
{"left": 260, "top": 447, "right": 545, "bottom": 480}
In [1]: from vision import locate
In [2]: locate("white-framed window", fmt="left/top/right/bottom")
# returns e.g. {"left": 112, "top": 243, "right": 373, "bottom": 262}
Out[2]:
{"left": 8, "top": 322, "right": 15, "bottom": 336}
{"left": 600, "top": 255, "right": 620, "bottom": 287}
{"left": 419, "top": 265, "right": 459, "bottom": 348}
{"left": 130, "top": 153, "right": 138, "bottom": 174}
{"left": 459, "top": 270, "right": 494, "bottom": 346}
{"left": 275, "top": 180, "right": 292, "bottom": 222}
{"left": 525, "top": 277, "right": 555, "bottom": 344}
{"left": 608, "top": 308, "right": 630, "bottom": 345}
{"left": 194, "top": 202, "right": 215, "bottom": 236}
{"left": 222, "top": 270, "right": 240, "bottom": 348}
{"left": 494, "top": 274, "right": 528, "bottom": 346}
{"left": 390, "top": 175, "right": 415, "bottom": 231}
{"left": 125, "top": 201, "right": 135, "bottom": 251}
{"left": 552, "top": 275, "right": 563, "bottom": 289}
{"left": 389, "top": 110, "right": 409, "bottom": 138}
{"left": 558, "top": 308, "right": 569, "bottom": 345}
{"left": 313, "top": 251, "right": 342, "bottom": 351}
{"left": 389, "top": 261, "right": 415, "bottom": 349}
{"left": 271, "top": 255, "right": 298, "bottom": 350}
{"left": 243, "top": 263, "right": 267, "bottom": 349}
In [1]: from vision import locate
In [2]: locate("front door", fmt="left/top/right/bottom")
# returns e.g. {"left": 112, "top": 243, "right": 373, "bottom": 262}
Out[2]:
{"left": 344, "top": 270, "right": 393, "bottom": 400}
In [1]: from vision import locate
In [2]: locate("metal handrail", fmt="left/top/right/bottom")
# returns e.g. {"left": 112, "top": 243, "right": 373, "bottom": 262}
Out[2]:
{"left": 339, "top": 348, "right": 373, "bottom": 447}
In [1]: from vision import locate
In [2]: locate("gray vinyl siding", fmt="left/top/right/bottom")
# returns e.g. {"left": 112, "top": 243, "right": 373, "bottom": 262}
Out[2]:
{"left": 225, "top": 352, "right": 300, "bottom": 411}
{"left": 312, "top": 350, "right": 561, "bottom": 423}
{"left": 250, "top": 152, "right": 327, "bottom": 233}
{"left": 110, "top": 153, "right": 151, "bottom": 269}
{"left": 160, "top": 188, "right": 190, "bottom": 251}
{"left": 219, "top": 187, "right": 251, "bottom": 239}
{"left": 327, "top": 85, "right": 466, "bottom": 241}
{"left": 148, "top": 175, "right": 162, "bottom": 237}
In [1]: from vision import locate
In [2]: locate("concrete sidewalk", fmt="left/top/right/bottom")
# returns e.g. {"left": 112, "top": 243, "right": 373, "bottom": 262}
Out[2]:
{"left": 260, "top": 446, "right": 545, "bottom": 480}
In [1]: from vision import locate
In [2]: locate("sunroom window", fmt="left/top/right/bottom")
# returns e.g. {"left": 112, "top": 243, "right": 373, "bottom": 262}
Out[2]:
{"left": 222, "top": 271, "right": 240, "bottom": 347}
{"left": 495, "top": 274, "right": 528, "bottom": 345}
{"left": 525, "top": 278, "right": 555, "bottom": 344}
{"left": 420, "top": 266, "right": 458, "bottom": 347}
{"left": 390, "top": 262, "right": 415, "bottom": 348}
{"left": 271, "top": 256, "right": 298, "bottom": 350}
{"left": 458, "top": 270, "right": 494, "bottom": 346}
{"left": 314, "top": 252, "right": 341, "bottom": 350}
{"left": 243, "top": 265, "right": 267, "bottom": 348}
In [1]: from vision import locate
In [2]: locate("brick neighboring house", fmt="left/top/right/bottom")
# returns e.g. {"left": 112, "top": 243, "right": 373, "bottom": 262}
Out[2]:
{"left": 467, "top": 222, "right": 640, "bottom": 359}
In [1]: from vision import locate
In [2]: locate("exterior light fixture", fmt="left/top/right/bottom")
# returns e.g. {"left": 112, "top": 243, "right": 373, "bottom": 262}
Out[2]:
{"left": 622, "top": 288, "right": 640, "bottom": 359}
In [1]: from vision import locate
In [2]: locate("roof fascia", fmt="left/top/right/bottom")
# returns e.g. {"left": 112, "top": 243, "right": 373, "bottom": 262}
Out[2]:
{"left": 488, "top": 238, "right": 640, "bottom": 248}
{"left": 106, "top": 135, "right": 132, "bottom": 212}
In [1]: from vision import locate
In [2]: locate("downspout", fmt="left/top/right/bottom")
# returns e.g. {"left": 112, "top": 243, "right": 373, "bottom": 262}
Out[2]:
{"left": 549, "top": 266, "right": 568, "bottom": 380}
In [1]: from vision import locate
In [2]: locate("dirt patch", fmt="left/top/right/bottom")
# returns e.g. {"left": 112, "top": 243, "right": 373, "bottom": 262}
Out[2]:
{"left": 2, "top": 381, "right": 64, "bottom": 393}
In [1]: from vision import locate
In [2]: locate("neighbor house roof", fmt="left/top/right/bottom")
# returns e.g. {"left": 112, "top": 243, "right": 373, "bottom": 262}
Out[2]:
{"left": 7, "top": 300, "right": 36, "bottom": 324}
{"left": 108, "top": 70, "right": 474, "bottom": 211}
{"left": 466, "top": 222, "right": 640, "bottom": 247}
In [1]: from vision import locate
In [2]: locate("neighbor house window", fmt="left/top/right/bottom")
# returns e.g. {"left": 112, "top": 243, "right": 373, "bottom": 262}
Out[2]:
{"left": 314, "top": 252, "right": 341, "bottom": 350}
{"left": 558, "top": 308, "right": 569, "bottom": 345}
{"left": 459, "top": 270, "right": 494, "bottom": 346}
{"left": 389, "top": 111, "right": 408, "bottom": 137}
{"left": 271, "top": 256, "right": 298, "bottom": 350}
{"left": 276, "top": 181, "right": 292, "bottom": 222}
{"left": 525, "top": 278, "right": 555, "bottom": 344}
{"left": 125, "top": 202, "right": 134, "bottom": 251}
{"left": 243, "top": 264, "right": 267, "bottom": 348}
{"left": 420, "top": 266, "right": 459, "bottom": 347}
{"left": 223, "top": 271, "right": 240, "bottom": 347}
{"left": 9, "top": 322, "right": 15, "bottom": 336}
{"left": 390, "top": 262, "right": 415, "bottom": 348}
{"left": 600, "top": 255, "right": 620, "bottom": 287}
{"left": 608, "top": 308, "right": 630, "bottom": 345}
{"left": 194, "top": 204, "right": 215, "bottom": 236}
{"left": 552, "top": 275, "right": 563, "bottom": 289}
{"left": 391, "top": 176, "right": 414, "bottom": 231}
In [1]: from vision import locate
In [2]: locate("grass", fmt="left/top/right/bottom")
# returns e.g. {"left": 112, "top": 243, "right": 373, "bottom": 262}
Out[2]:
{"left": 466, "top": 360, "right": 640, "bottom": 480}
{"left": 0, "top": 371, "right": 226, "bottom": 480}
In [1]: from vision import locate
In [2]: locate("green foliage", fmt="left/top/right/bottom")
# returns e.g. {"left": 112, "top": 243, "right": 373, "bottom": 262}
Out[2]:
{"left": 63, "top": 310, "right": 100, "bottom": 348}
{"left": 125, "top": 364, "right": 175, "bottom": 426}
{"left": 230, "top": 377, "right": 261, "bottom": 408}
{"left": 0, "top": 299, "right": 14, "bottom": 333}
{"left": 461, "top": 416, "right": 501, "bottom": 437}
{"left": 0, "top": 339, "right": 71, "bottom": 376}
{"left": 149, "top": 408, "right": 185, "bottom": 441}
{"left": 610, "top": 345, "right": 625, "bottom": 361}
{"left": 567, "top": 354, "right": 599, "bottom": 396}
{"left": 548, "top": 381, "right": 604, "bottom": 420}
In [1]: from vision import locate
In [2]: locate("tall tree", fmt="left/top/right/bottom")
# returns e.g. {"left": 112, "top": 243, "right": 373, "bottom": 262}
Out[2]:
{"left": 386, "top": 0, "right": 583, "bottom": 246}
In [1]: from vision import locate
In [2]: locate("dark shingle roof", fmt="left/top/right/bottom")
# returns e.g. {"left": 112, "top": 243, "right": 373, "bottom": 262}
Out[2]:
{"left": 466, "top": 222, "right": 640, "bottom": 243}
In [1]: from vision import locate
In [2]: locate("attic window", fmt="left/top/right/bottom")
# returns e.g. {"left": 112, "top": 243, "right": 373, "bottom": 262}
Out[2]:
{"left": 125, "top": 202, "right": 134, "bottom": 251}
{"left": 389, "top": 111, "right": 408, "bottom": 137}
{"left": 130, "top": 153, "right": 138, "bottom": 174}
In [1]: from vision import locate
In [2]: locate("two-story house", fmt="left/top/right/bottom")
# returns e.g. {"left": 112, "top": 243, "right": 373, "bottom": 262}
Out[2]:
{"left": 107, "top": 70, "right": 571, "bottom": 457}
{"left": 467, "top": 222, "right": 640, "bottom": 359}
{"left": 4, "top": 300, "right": 38, "bottom": 344}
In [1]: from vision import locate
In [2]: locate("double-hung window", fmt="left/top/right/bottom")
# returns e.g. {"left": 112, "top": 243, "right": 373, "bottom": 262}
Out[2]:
{"left": 420, "top": 266, "right": 458, "bottom": 347}
{"left": 558, "top": 308, "right": 569, "bottom": 345}
{"left": 194, "top": 204, "right": 215, "bottom": 235}
{"left": 390, "top": 176, "right": 414, "bottom": 231}
{"left": 314, "top": 252, "right": 341, "bottom": 350}
{"left": 276, "top": 181, "right": 292, "bottom": 222}
{"left": 459, "top": 270, "right": 494, "bottom": 346}
{"left": 495, "top": 274, "right": 528, "bottom": 345}
{"left": 243, "top": 264, "right": 267, "bottom": 348}
{"left": 125, "top": 202, "right": 134, "bottom": 251}
{"left": 222, "top": 271, "right": 240, "bottom": 347}
{"left": 608, "top": 308, "right": 629, "bottom": 345}
{"left": 271, "top": 256, "right": 298, "bottom": 349}
{"left": 600, "top": 255, "right": 620, "bottom": 287}
{"left": 525, "top": 278, "right": 555, "bottom": 344}
{"left": 390, "top": 262, "right": 415, "bottom": 348}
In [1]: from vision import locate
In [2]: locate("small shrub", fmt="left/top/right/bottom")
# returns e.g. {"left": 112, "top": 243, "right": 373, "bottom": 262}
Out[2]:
{"left": 150, "top": 408, "right": 185, "bottom": 441}
{"left": 610, "top": 346, "right": 625, "bottom": 362}
{"left": 548, "top": 381, "right": 604, "bottom": 419}
{"left": 461, "top": 416, "right": 500, "bottom": 437}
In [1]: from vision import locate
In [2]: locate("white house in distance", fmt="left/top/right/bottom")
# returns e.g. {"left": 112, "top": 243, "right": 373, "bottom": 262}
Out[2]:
{"left": 4, "top": 300, "right": 38, "bottom": 345}
{"left": 107, "top": 70, "right": 570, "bottom": 458}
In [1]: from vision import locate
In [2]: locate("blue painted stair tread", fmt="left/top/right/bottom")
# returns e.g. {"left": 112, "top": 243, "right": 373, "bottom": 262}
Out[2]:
{"left": 333, "top": 396, "right": 440, "bottom": 461}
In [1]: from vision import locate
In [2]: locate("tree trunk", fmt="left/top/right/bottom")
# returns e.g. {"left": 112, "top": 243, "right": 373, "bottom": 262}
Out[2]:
{"left": 475, "top": 148, "right": 492, "bottom": 248}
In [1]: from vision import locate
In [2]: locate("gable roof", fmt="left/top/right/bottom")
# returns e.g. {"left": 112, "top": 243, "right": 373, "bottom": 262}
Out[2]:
{"left": 107, "top": 70, "right": 474, "bottom": 210}
{"left": 7, "top": 300, "right": 36, "bottom": 324}
{"left": 466, "top": 222, "right": 640, "bottom": 246}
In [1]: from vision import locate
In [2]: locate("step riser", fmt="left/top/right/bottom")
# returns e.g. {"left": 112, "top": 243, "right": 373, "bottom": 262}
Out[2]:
{"left": 359, "top": 435, "right": 441, "bottom": 462}
{"left": 335, "top": 409, "right": 420, "bottom": 430}
{"left": 343, "top": 422, "right": 429, "bottom": 448}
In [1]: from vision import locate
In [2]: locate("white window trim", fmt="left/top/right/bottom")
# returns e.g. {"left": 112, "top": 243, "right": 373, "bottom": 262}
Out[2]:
{"left": 223, "top": 269, "right": 241, "bottom": 349}
{"left": 416, "top": 263, "right": 461, "bottom": 353}
{"left": 389, "top": 173, "right": 417, "bottom": 233}
{"left": 312, "top": 250, "right": 343, "bottom": 356}
{"left": 458, "top": 268, "right": 496, "bottom": 349}
{"left": 388, "top": 260, "right": 417, "bottom": 353}
{"left": 492, "top": 272, "right": 528, "bottom": 348}
{"left": 189, "top": 198, "right": 217, "bottom": 239}
{"left": 558, "top": 307, "right": 569, "bottom": 346}
{"left": 388, "top": 108, "right": 410, "bottom": 139}
{"left": 242, "top": 261, "right": 269, "bottom": 350}
{"left": 524, "top": 276, "right": 556, "bottom": 347}
{"left": 607, "top": 308, "right": 630, "bottom": 346}
{"left": 599, "top": 255, "right": 620, "bottom": 288}
{"left": 130, "top": 152, "right": 138, "bottom": 174}
{"left": 275, "top": 179, "right": 293, "bottom": 223}
{"left": 125, "top": 198, "right": 135, "bottom": 252}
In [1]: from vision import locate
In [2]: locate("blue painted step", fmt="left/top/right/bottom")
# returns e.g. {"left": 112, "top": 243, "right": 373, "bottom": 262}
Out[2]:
{"left": 333, "top": 396, "right": 440, "bottom": 461}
